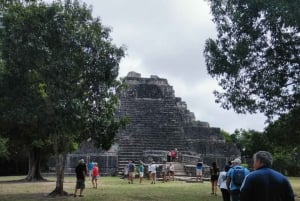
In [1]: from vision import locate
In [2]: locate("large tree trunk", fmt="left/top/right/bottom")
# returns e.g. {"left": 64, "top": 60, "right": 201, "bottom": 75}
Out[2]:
{"left": 24, "top": 147, "right": 46, "bottom": 181}
{"left": 49, "top": 152, "right": 68, "bottom": 196}
{"left": 49, "top": 129, "right": 68, "bottom": 196}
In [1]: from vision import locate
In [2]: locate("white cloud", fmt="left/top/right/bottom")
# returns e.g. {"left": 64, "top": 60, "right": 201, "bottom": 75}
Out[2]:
{"left": 78, "top": 0, "right": 268, "bottom": 133}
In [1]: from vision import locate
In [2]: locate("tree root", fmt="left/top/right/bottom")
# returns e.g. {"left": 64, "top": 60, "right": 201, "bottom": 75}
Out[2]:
{"left": 48, "top": 188, "right": 69, "bottom": 197}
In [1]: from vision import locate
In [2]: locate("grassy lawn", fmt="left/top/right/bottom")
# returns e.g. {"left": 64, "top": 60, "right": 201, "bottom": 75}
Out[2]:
{"left": 0, "top": 176, "right": 299, "bottom": 201}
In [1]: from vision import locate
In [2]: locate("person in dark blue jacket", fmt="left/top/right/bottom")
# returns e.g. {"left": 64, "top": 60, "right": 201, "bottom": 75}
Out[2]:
{"left": 240, "top": 151, "right": 295, "bottom": 201}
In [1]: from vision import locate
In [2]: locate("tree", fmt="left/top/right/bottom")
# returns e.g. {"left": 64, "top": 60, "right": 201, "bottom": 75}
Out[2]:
{"left": 0, "top": 136, "right": 8, "bottom": 158}
{"left": 0, "top": 0, "right": 127, "bottom": 195}
{"left": 204, "top": 0, "right": 300, "bottom": 118}
{"left": 232, "top": 129, "right": 270, "bottom": 160}
{"left": 221, "top": 129, "right": 231, "bottom": 142}
{"left": 265, "top": 107, "right": 300, "bottom": 175}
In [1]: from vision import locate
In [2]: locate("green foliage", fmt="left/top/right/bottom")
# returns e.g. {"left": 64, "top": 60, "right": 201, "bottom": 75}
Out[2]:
{"left": 0, "top": 0, "right": 126, "bottom": 154}
{"left": 221, "top": 129, "right": 231, "bottom": 142}
{"left": 204, "top": 0, "right": 300, "bottom": 118}
{"left": 231, "top": 129, "right": 270, "bottom": 159}
{"left": 265, "top": 107, "right": 300, "bottom": 147}
{"left": 264, "top": 108, "right": 300, "bottom": 175}
{"left": 205, "top": 1, "right": 300, "bottom": 175}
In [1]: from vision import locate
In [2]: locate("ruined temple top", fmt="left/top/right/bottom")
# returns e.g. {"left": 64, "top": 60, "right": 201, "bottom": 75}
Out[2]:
{"left": 121, "top": 71, "right": 175, "bottom": 98}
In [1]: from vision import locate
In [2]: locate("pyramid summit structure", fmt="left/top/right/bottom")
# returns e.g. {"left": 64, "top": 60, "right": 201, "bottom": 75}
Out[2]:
{"left": 58, "top": 72, "right": 240, "bottom": 176}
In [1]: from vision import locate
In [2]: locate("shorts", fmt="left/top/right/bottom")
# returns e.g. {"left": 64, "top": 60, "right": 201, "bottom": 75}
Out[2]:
{"left": 129, "top": 172, "right": 135, "bottom": 177}
{"left": 76, "top": 179, "right": 85, "bottom": 189}
{"left": 139, "top": 172, "right": 144, "bottom": 177}
{"left": 211, "top": 175, "right": 219, "bottom": 181}
{"left": 196, "top": 169, "right": 202, "bottom": 176}
{"left": 92, "top": 175, "right": 99, "bottom": 180}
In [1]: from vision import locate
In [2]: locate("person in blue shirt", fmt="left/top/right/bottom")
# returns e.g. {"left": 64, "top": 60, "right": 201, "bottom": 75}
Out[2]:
{"left": 240, "top": 151, "right": 295, "bottom": 201}
{"left": 196, "top": 160, "right": 203, "bottom": 182}
{"left": 226, "top": 158, "right": 250, "bottom": 201}
{"left": 88, "top": 160, "right": 95, "bottom": 179}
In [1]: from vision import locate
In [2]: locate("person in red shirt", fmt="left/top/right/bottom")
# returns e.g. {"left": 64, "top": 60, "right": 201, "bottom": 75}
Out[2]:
{"left": 92, "top": 162, "right": 100, "bottom": 189}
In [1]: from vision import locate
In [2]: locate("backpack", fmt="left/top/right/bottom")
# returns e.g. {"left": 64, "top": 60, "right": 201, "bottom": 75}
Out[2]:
{"left": 232, "top": 167, "right": 245, "bottom": 186}
{"left": 128, "top": 163, "right": 135, "bottom": 172}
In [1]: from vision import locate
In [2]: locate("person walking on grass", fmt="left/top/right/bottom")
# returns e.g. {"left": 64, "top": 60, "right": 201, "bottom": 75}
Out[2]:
{"left": 74, "top": 159, "right": 87, "bottom": 197}
{"left": 210, "top": 162, "right": 220, "bottom": 196}
{"left": 226, "top": 158, "right": 250, "bottom": 201}
{"left": 88, "top": 160, "right": 94, "bottom": 179}
{"left": 149, "top": 161, "right": 159, "bottom": 184}
{"left": 138, "top": 162, "right": 144, "bottom": 184}
{"left": 128, "top": 160, "right": 135, "bottom": 184}
{"left": 240, "top": 151, "right": 295, "bottom": 201}
{"left": 218, "top": 165, "right": 230, "bottom": 201}
{"left": 92, "top": 162, "right": 99, "bottom": 189}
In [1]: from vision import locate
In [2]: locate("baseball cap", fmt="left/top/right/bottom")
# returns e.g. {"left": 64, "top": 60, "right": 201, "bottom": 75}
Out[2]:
{"left": 231, "top": 158, "right": 241, "bottom": 164}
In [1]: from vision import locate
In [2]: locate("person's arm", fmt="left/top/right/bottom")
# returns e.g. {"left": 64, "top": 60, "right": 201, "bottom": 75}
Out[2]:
{"left": 217, "top": 173, "right": 222, "bottom": 188}
{"left": 226, "top": 170, "right": 231, "bottom": 191}
{"left": 82, "top": 167, "right": 87, "bottom": 180}
{"left": 240, "top": 176, "right": 252, "bottom": 201}
{"left": 283, "top": 179, "right": 295, "bottom": 201}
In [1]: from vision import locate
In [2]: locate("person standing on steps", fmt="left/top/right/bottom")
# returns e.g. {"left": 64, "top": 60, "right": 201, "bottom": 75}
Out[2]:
{"left": 171, "top": 149, "right": 177, "bottom": 162}
{"left": 196, "top": 160, "right": 203, "bottom": 182}
{"left": 167, "top": 151, "right": 171, "bottom": 162}
{"left": 169, "top": 162, "right": 175, "bottom": 181}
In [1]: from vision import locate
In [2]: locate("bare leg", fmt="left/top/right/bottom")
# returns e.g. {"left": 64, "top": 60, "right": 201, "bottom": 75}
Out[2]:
{"left": 74, "top": 188, "right": 78, "bottom": 197}
{"left": 79, "top": 188, "right": 84, "bottom": 196}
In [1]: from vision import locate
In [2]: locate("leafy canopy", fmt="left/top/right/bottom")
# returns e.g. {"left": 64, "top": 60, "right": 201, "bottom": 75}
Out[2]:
{"left": 204, "top": 0, "right": 300, "bottom": 118}
{"left": 0, "top": 0, "right": 127, "bottom": 156}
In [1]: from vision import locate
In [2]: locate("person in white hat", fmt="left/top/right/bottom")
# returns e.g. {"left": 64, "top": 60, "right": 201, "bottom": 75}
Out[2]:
{"left": 74, "top": 159, "right": 87, "bottom": 197}
{"left": 226, "top": 158, "right": 250, "bottom": 201}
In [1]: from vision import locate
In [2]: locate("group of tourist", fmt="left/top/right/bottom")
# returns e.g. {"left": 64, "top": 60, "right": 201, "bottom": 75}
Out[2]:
{"left": 167, "top": 148, "right": 178, "bottom": 162}
{"left": 73, "top": 159, "right": 100, "bottom": 197}
{"left": 209, "top": 150, "right": 295, "bottom": 201}
{"left": 124, "top": 160, "right": 175, "bottom": 184}
{"left": 72, "top": 150, "right": 295, "bottom": 200}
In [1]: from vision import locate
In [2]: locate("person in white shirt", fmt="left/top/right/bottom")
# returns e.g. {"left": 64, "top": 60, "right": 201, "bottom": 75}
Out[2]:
{"left": 169, "top": 162, "right": 175, "bottom": 181}
{"left": 218, "top": 165, "right": 230, "bottom": 201}
{"left": 149, "top": 162, "right": 159, "bottom": 184}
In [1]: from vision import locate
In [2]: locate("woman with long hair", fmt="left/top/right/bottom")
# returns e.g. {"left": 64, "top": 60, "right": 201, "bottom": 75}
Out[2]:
{"left": 210, "top": 162, "right": 220, "bottom": 195}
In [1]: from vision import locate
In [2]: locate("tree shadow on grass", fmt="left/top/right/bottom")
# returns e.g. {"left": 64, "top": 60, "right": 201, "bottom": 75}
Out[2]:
{"left": 0, "top": 178, "right": 53, "bottom": 184}
{"left": 0, "top": 193, "right": 74, "bottom": 201}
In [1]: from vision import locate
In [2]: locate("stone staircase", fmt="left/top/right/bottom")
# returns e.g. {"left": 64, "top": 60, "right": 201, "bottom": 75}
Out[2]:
{"left": 117, "top": 98, "right": 189, "bottom": 172}
{"left": 114, "top": 73, "right": 240, "bottom": 176}
{"left": 173, "top": 162, "right": 187, "bottom": 177}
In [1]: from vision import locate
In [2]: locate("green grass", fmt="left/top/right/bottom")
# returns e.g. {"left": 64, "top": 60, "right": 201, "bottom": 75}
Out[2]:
{"left": 0, "top": 176, "right": 299, "bottom": 201}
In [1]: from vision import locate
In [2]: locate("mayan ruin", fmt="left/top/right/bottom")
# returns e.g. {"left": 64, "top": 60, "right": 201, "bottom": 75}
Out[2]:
{"left": 60, "top": 72, "right": 240, "bottom": 177}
